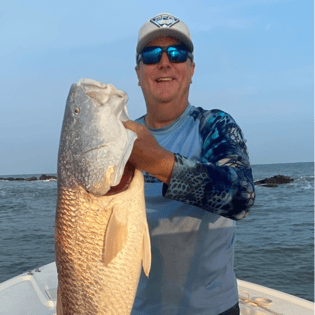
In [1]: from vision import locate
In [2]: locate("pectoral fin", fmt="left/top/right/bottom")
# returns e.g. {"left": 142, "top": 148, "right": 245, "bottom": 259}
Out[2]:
{"left": 103, "top": 206, "right": 128, "bottom": 266}
{"left": 142, "top": 222, "right": 151, "bottom": 277}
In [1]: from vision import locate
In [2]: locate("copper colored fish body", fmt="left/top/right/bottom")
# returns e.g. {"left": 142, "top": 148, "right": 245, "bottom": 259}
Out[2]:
{"left": 55, "top": 79, "right": 151, "bottom": 315}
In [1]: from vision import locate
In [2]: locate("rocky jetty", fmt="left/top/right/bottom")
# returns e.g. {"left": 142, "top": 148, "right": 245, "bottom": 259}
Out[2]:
{"left": 39, "top": 174, "right": 57, "bottom": 180}
{"left": 0, "top": 174, "right": 57, "bottom": 181}
{"left": 254, "top": 175, "right": 294, "bottom": 188}
{"left": 5, "top": 177, "right": 25, "bottom": 181}
{"left": 25, "top": 177, "right": 38, "bottom": 181}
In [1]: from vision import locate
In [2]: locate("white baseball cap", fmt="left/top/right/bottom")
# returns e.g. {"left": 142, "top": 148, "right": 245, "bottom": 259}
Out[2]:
{"left": 136, "top": 13, "right": 194, "bottom": 54}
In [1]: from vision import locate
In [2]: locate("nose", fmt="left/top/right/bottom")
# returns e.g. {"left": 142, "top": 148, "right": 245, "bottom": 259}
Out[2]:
{"left": 158, "top": 51, "right": 171, "bottom": 68}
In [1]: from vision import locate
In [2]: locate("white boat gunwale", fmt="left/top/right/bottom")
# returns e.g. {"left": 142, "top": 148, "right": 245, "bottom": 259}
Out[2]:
{"left": 0, "top": 262, "right": 314, "bottom": 315}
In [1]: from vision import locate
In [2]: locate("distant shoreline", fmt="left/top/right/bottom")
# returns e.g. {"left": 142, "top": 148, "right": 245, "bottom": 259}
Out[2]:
{"left": 0, "top": 161, "right": 313, "bottom": 177}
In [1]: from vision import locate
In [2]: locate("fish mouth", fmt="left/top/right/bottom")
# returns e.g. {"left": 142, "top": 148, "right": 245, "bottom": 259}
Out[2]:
{"left": 105, "top": 161, "right": 135, "bottom": 195}
{"left": 81, "top": 144, "right": 110, "bottom": 155}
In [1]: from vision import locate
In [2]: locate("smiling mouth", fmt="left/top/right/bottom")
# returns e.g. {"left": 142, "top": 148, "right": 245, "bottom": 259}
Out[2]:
{"left": 156, "top": 78, "right": 174, "bottom": 82}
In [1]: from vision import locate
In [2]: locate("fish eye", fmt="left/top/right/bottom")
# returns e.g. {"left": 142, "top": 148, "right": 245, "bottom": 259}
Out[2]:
{"left": 74, "top": 108, "right": 80, "bottom": 114}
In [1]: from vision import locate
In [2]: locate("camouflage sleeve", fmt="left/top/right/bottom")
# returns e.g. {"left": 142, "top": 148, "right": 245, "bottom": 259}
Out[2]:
{"left": 162, "top": 109, "right": 255, "bottom": 220}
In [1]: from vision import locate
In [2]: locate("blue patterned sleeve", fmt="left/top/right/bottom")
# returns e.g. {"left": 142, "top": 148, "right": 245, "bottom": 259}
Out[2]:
{"left": 162, "top": 109, "right": 255, "bottom": 220}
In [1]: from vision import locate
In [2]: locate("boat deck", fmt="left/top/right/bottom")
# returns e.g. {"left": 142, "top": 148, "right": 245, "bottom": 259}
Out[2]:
{"left": 0, "top": 262, "right": 313, "bottom": 315}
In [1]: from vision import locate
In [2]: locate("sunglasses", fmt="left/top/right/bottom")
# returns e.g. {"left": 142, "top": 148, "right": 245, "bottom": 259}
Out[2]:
{"left": 137, "top": 45, "right": 193, "bottom": 65}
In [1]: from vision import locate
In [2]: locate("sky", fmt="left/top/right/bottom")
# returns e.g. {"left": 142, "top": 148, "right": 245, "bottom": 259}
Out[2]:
{"left": 0, "top": 0, "right": 313, "bottom": 175}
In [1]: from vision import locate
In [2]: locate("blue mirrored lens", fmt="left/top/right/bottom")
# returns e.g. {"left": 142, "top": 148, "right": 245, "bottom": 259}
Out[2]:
{"left": 167, "top": 46, "right": 188, "bottom": 62}
{"left": 142, "top": 47, "right": 162, "bottom": 64}
{"left": 141, "top": 45, "right": 188, "bottom": 64}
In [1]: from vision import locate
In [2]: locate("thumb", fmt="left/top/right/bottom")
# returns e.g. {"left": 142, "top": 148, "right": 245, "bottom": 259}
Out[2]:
{"left": 122, "top": 120, "right": 135, "bottom": 129}
{"left": 122, "top": 120, "right": 143, "bottom": 135}
{"left": 122, "top": 120, "right": 140, "bottom": 143}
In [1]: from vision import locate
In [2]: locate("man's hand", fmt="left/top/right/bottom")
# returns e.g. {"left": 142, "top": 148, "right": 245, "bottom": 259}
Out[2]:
{"left": 122, "top": 120, "right": 175, "bottom": 185}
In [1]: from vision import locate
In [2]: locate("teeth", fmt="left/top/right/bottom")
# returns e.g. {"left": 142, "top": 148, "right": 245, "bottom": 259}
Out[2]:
{"left": 157, "top": 78, "right": 173, "bottom": 82}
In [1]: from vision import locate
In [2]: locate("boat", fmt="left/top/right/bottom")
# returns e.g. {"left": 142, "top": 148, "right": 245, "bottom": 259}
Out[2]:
{"left": 0, "top": 262, "right": 313, "bottom": 315}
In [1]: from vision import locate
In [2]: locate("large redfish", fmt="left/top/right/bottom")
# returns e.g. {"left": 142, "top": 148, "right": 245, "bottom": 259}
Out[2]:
{"left": 55, "top": 78, "right": 151, "bottom": 315}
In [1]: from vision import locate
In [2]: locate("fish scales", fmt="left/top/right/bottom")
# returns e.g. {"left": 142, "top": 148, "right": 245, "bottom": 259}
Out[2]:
{"left": 56, "top": 175, "right": 146, "bottom": 314}
{"left": 55, "top": 79, "right": 151, "bottom": 315}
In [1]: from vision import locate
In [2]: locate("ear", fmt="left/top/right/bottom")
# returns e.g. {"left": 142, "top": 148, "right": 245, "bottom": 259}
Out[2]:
{"left": 189, "top": 62, "right": 195, "bottom": 84}
{"left": 135, "top": 65, "right": 141, "bottom": 87}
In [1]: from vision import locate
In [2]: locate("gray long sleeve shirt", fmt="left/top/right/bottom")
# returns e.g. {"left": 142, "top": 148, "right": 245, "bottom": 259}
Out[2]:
{"left": 132, "top": 104, "right": 255, "bottom": 315}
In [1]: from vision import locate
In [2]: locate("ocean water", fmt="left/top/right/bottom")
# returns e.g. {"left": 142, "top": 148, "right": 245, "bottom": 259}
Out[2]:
{"left": 0, "top": 162, "right": 314, "bottom": 302}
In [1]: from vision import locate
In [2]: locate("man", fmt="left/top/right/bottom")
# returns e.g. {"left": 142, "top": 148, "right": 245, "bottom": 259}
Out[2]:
{"left": 123, "top": 13, "right": 255, "bottom": 315}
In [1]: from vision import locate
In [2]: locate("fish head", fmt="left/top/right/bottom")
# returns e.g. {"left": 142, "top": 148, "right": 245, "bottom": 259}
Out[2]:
{"left": 58, "top": 79, "right": 137, "bottom": 196}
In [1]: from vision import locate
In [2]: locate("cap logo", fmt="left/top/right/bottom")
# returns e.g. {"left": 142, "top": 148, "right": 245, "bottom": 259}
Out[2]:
{"left": 150, "top": 14, "right": 179, "bottom": 28}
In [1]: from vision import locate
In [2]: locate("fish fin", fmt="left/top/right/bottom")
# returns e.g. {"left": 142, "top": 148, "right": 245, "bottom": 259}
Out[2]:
{"left": 142, "top": 222, "right": 151, "bottom": 277}
{"left": 56, "top": 286, "right": 63, "bottom": 315}
{"left": 103, "top": 206, "right": 128, "bottom": 266}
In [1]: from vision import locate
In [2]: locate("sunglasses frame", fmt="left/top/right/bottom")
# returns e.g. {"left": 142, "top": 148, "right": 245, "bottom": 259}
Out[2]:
{"left": 137, "top": 45, "right": 193, "bottom": 65}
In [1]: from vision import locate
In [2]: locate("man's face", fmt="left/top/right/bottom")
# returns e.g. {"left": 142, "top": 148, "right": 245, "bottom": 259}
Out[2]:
{"left": 136, "top": 36, "right": 195, "bottom": 105}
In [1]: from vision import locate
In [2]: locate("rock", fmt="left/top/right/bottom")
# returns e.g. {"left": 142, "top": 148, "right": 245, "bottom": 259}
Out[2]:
{"left": 255, "top": 175, "right": 294, "bottom": 186}
{"left": 25, "top": 177, "right": 38, "bottom": 181}
{"left": 39, "top": 174, "right": 57, "bottom": 180}
{"left": 6, "top": 177, "right": 24, "bottom": 181}
{"left": 0, "top": 175, "right": 57, "bottom": 181}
